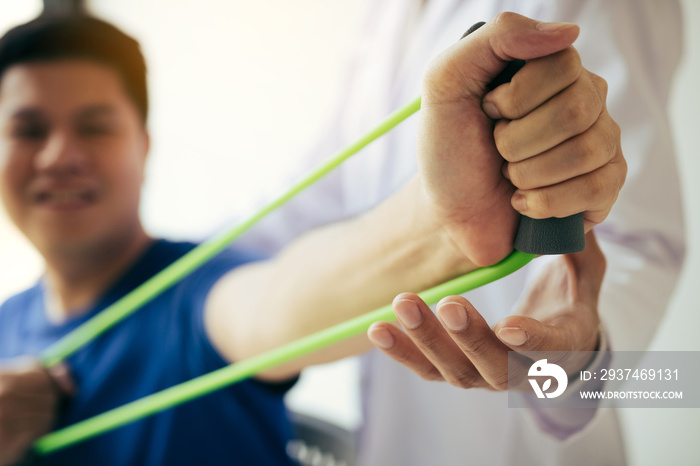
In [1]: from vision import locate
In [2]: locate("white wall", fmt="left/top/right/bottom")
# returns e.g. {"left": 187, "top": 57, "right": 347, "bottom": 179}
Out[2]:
{"left": 0, "top": 1, "right": 698, "bottom": 464}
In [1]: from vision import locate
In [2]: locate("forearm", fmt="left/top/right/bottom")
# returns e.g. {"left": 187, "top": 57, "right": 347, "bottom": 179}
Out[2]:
{"left": 272, "top": 178, "right": 473, "bottom": 331}
{"left": 206, "top": 176, "right": 475, "bottom": 377}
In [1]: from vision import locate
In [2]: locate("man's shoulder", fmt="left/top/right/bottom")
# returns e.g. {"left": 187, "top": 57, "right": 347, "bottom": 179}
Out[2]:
{"left": 156, "top": 238, "right": 263, "bottom": 293}
{"left": 159, "top": 238, "right": 263, "bottom": 273}
{"left": 0, "top": 282, "right": 41, "bottom": 322}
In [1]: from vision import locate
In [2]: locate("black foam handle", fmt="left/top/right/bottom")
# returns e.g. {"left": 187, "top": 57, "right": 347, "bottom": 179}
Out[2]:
{"left": 463, "top": 22, "right": 585, "bottom": 255}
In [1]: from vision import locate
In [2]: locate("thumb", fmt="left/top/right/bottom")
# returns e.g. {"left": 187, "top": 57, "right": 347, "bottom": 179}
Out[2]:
{"left": 423, "top": 12, "right": 579, "bottom": 102}
{"left": 566, "top": 230, "right": 606, "bottom": 300}
{"left": 46, "top": 362, "right": 76, "bottom": 396}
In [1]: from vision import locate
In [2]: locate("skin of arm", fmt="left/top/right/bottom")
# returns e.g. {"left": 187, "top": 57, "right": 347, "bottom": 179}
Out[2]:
{"left": 205, "top": 177, "right": 475, "bottom": 380}
{"left": 204, "top": 13, "right": 626, "bottom": 381}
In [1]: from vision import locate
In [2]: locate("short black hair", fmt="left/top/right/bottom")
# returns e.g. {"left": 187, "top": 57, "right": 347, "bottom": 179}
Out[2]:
{"left": 0, "top": 14, "right": 148, "bottom": 123}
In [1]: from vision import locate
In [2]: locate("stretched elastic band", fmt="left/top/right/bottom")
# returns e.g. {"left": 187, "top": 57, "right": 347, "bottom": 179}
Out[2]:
{"left": 34, "top": 250, "right": 535, "bottom": 454}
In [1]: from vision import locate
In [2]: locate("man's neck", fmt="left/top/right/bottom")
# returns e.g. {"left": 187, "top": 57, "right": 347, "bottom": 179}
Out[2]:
{"left": 42, "top": 229, "right": 153, "bottom": 323}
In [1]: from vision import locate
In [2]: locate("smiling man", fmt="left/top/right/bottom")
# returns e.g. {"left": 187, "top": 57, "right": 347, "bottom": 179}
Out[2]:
{"left": 1, "top": 60, "right": 151, "bottom": 317}
{"left": 0, "top": 12, "right": 625, "bottom": 466}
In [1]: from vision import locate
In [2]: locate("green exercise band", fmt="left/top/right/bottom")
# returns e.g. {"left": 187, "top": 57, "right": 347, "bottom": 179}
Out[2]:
{"left": 33, "top": 92, "right": 537, "bottom": 455}
{"left": 34, "top": 250, "right": 534, "bottom": 454}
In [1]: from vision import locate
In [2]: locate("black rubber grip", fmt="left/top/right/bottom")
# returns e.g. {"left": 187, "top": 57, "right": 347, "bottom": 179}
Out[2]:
{"left": 463, "top": 22, "right": 585, "bottom": 255}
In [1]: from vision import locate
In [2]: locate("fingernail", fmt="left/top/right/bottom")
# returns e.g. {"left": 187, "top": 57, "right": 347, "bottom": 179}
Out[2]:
{"left": 482, "top": 100, "right": 502, "bottom": 119}
{"left": 501, "top": 162, "right": 510, "bottom": 180}
{"left": 498, "top": 327, "right": 529, "bottom": 346}
{"left": 512, "top": 193, "right": 526, "bottom": 212}
{"left": 368, "top": 327, "right": 395, "bottom": 349}
{"left": 536, "top": 21, "right": 577, "bottom": 32}
{"left": 438, "top": 302, "right": 469, "bottom": 331}
{"left": 394, "top": 299, "right": 423, "bottom": 329}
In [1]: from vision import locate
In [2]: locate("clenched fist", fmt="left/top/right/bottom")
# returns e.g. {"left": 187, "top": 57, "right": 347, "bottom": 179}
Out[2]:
{"left": 0, "top": 359, "right": 74, "bottom": 465}
{"left": 417, "top": 12, "right": 626, "bottom": 266}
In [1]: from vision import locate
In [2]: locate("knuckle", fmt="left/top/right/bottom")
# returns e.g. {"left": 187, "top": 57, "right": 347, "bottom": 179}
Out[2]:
{"left": 389, "top": 346, "right": 419, "bottom": 367}
{"left": 565, "top": 47, "right": 582, "bottom": 72}
{"left": 510, "top": 97, "right": 527, "bottom": 120}
{"left": 584, "top": 173, "right": 604, "bottom": 201}
{"left": 507, "top": 162, "right": 524, "bottom": 188}
{"left": 463, "top": 336, "right": 491, "bottom": 360}
{"left": 605, "top": 129, "right": 619, "bottom": 164}
{"left": 580, "top": 134, "right": 601, "bottom": 169}
{"left": 577, "top": 130, "right": 610, "bottom": 174}
{"left": 444, "top": 368, "right": 480, "bottom": 389}
{"left": 492, "top": 11, "right": 518, "bottom": 27}
{"left": 418, "top": 334, "right": 445, "bottom": 354}
{"left": 502, "top": 95, "right": 525, "bottom": 120}
{"left": 495, "top": 132, "right": 517, "bottom": 162}
{"left": 605, "top": 170, "right": 621, "bottom": 206}
{"left": 491, "top": 374, "right": 511, "bottom": 391}
{"left": 592, "top": 72, "right": 609, "bottom": 99}
{"left": 617, "top": 152, "right": 628, "bottom": 188}
{"left": 528, "top": 189, "right": 553, "bottom": 218}
{"left": 558, "top": 47, "right": 582, "bottom": 83}
{"left": 418, "top": 367, "right": 444, "bottom": 382}
{"left": 564, "top": 137, "right": 593, "bottom": 175}
{"left": 497, "top": 80, "right": 527, "bottom": 119}
{"left": 587, "top": 170, "right": 617, "bottom": 209}
{"left": 561, "top": 95, "right": 594, "bottom": 133}
{"left": 588, "top": 79, "right": 604, "bottom": 112}
{"left": 607, "top": 178, "right": 622, "bottom": 207}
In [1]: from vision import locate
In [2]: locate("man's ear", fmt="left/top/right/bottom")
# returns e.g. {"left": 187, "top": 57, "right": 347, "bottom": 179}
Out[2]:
{"left": 141, "top": 130, "right": 151, "bottom": 161}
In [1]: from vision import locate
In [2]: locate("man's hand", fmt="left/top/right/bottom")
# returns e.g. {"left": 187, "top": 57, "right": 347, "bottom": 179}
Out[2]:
{"left": 418, "top": 12, "right": 626, "bottom": 266}
{"left": 0, "top": 360, "right": 74, "bottom": 466}
{"left": 366, "top": 231, "right": 605, "bottom": 390}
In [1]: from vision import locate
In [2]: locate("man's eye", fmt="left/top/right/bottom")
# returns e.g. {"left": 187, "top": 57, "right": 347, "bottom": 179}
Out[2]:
{"left": 12, "top": 125, "right": 48, "bottom": 140}
{"left": 79, "top": 125, "right": 113, "bottom": 136}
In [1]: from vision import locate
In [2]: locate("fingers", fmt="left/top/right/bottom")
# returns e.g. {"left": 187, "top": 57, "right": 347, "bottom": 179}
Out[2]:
{"left": 510, "top": 158, "right": 625, "bottom": 223}
{"left": 502, "top": 113, "right": 619, "bottom": 190}
{"left": 367, "top": 323, "right": 445, "bottom": 382}
{"left": 567, "top": 231, "right": 606, "bottom": 298}
{"left": 435, "top": 296, "right": 513, "bottom": 390}
{"left": 495, "top": 311, "right": 600, "bottom": 375}
{"left": 368, "top": 293, "right": 517, "bottom": 390}
{"left": 388, "top": 294, "right": 486, "bottom": 388}
{"left": 422, "top": 13, "right": 579, "bottom": 103}
{"left": 482, "top": 46, "right": 582, "bottom": 120}
{"left": 485, "top": 59, "right": 625, "bottom": 226}
{"left": 494, "top": 70, "right": 607, "bottom": 163}
{"left": 368, "top": 284, "right": 601, "bottom": 389}
{"left": 496, "top": 240, "right": 602, "bottom": 360}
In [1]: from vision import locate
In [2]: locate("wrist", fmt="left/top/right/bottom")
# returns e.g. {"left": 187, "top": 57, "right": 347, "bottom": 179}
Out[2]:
{"left": 410, "top": 176, "right": 478, "bottom": 278}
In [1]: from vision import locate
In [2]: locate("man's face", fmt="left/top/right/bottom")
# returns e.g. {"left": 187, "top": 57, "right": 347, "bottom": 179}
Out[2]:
{"left": 0, "top": 59, "right": 149, "bottom": 256}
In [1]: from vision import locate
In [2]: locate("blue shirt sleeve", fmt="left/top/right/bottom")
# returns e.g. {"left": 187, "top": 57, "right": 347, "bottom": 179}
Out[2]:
{"left": 171, "top": 246, "right": 296, "bottom": 392}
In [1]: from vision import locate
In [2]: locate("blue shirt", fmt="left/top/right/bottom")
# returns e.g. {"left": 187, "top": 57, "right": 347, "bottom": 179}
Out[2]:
{"left": 0, "top": 240, "right": 295, "bottom": 465}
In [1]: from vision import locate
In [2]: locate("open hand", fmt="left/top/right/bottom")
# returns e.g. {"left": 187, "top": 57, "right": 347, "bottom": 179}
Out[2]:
{"left": 367, "top": 231, "right": 605, "bottom": 390}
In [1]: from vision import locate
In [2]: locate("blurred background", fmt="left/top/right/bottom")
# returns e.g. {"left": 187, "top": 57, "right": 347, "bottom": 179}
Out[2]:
{"left": 0, "top": 1, "right": 697, "bottom": 464}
